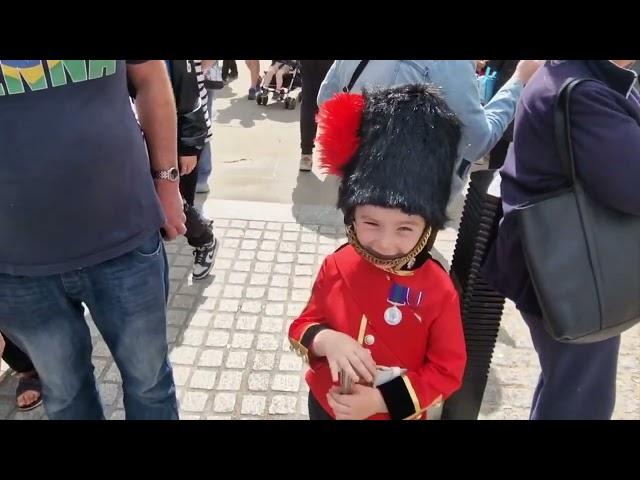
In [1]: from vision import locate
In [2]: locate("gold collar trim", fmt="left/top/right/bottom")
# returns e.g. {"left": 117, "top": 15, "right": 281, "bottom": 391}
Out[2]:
{"left": 345, "top": 223, "right": 431, "bottom": 275}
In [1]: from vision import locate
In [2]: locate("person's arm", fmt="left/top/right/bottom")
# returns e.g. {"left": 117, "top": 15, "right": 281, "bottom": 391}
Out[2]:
{"left": 436, "top": 60, "right": 542, "bottom": 163}
{"left": 168, "top": 60, "right": 209, "bottom": 175}
{"left": 127, "top": 61, "right": 178, "bottom": 172}
{"left": 317, "top": 61, "right": 341, "bottom": 106}
{"left": 127, "top": 60, "right": 186, "bottom": 240}
{"left": 436, "top": 61, "right": 520, "bottom": 163}
{"left": 170, "top": 60, "right": 209, "bottom": 157}
{"left": 570, "top": 83, "right": 640, "bottom": 216}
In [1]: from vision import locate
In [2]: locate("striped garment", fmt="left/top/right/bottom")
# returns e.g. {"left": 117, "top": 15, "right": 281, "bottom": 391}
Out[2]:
{"left": 194, "top": 59, "right": 213, "bottom": 141}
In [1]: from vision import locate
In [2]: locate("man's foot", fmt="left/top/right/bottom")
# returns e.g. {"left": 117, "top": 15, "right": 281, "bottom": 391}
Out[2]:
{"left": 299, "top": 154, "right": 313, "bottom": 172}
{"left": 193, "top": 237, "right": 218, "bottom": 280}
{"left": 16, "top": 371, "right": 42, "bottom": 411}
{"left": 248, "top": 87, "right": 257, "bottom": 100}
{"left": 196, "top": 182, "right": 210, "bottom": 194}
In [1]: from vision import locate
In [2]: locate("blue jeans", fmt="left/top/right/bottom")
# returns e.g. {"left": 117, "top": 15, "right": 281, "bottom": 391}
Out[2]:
{"left": 0, "top": 232, "right": 178, "bottom": 420}
{"left": 197, "top": 89, "right": 215, "bottom": 186}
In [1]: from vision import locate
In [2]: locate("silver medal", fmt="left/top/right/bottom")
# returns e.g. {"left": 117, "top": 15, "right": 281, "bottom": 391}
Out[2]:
{"left": 384, "top": 305, "right": 403, "bottom": 326}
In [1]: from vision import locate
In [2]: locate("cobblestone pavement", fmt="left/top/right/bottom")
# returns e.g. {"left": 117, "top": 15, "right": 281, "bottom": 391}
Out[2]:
{"left": 2, "top": 205, "right": 638, "bottom": 420}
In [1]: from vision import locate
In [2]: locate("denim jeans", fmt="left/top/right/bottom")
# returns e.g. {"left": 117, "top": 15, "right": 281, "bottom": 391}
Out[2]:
{"left": 0, "top": 232, "right": 178, "bottom": 420}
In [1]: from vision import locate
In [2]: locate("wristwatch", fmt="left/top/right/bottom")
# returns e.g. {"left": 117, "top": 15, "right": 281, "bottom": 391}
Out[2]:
{"left": 152, "top": 167, "right": 180, "bottom": 182}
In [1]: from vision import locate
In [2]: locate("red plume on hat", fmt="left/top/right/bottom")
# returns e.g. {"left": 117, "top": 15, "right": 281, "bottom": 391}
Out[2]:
{"left": 315, "top": 92, "right": 365, "bottom": 176}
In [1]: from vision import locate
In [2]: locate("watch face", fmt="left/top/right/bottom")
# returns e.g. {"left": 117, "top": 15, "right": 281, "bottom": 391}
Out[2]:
{"left": 169, "top": 168, "right": 179, "bottom": 181}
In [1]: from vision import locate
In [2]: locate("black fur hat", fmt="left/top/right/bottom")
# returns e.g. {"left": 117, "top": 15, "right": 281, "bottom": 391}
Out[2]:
{"left": 316, "top": 83, "right": 461, "bottom": 230}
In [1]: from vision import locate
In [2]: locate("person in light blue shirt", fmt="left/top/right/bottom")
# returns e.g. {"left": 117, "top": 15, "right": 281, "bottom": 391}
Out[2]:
{"left": 318, "top": 60, "right": 543, "bottom": 205}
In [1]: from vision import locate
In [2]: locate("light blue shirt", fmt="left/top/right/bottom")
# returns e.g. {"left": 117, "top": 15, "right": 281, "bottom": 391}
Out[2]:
{"left": 318, "top": 60, "right": 524, "bottom": 200}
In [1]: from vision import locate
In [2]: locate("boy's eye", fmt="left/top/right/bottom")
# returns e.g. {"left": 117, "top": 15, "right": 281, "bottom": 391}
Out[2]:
{"left": 364, "top": 221, "right": 378, "bottom": 227}
{"left": 398, "top": 227, "right": 414, "bottom": 232}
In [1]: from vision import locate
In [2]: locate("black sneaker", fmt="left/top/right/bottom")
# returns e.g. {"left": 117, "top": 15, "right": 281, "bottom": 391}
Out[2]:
{"left": 192, "top": 237, "right": 218, "bottom": 280}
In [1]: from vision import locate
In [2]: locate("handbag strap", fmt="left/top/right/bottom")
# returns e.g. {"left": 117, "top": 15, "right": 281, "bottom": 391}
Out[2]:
{"left": 553, "top": 78, "right": 593, "bottom": 184}
{"left": 343, "top": 60, "right": 370, "bottom": 93}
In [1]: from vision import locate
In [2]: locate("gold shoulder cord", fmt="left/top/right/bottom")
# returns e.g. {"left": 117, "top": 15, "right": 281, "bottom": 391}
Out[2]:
{"left": 345, "top": 223, "right": 431, "bottom": 275}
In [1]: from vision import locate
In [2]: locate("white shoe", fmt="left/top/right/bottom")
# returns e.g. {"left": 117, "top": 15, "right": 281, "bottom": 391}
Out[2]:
{"left": 192, "top": 238, "right": 218, "bottom": 280}
{"left": 196, "top": 183, "right": 210, "bottom": 194}
{"left": 299, "top": 155, "right": 313, "bottom": 172}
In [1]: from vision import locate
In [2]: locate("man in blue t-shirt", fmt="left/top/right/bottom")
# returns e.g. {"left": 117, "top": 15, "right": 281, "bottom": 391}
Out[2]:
{"left": 0, "top": 60, "right": 185, "bottom": 419}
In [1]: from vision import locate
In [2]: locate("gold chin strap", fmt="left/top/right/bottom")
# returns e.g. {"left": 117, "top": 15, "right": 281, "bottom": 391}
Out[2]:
{"left": 345, "top": 223, "right": 432, "bottom": 275}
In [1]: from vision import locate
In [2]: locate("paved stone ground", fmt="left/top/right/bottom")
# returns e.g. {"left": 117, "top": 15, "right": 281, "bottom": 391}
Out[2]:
{"left": 2, "top": 206, "right": 638, "bottom": 420}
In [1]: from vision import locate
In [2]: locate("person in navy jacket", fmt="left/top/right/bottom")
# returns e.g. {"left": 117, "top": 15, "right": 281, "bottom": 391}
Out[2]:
{"left": 484, "top": 60, "right": 640, "bottom": 419}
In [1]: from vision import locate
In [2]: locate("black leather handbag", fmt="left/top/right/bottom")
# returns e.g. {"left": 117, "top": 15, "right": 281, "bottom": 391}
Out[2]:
{"left": 517, "top": 78, "right": 640, "bottom": 343}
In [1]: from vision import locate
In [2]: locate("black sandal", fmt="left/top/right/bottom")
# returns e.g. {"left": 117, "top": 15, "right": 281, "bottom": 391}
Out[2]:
{"left": 16, "top": 373, "right": 43, "bottom": 411}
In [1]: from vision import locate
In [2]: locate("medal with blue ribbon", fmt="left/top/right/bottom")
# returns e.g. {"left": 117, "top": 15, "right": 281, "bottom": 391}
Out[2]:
{"left": 384, "top": 282, "right": 424, "bottom": 326}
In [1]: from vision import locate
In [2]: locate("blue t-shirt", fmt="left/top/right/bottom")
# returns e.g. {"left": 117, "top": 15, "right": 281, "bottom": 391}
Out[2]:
{"left": 0, "top": 60, "right": 165, "bottom": 276}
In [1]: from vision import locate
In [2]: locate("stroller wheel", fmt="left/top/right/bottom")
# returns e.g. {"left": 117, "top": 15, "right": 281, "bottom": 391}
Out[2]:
{"left": 284, "top": 97, "right": 291, "bottom": 109}
{"left": 261, "top": 95, "right": 269, "bottom": 106}
{"left": 297, "top": 91, "right": 302, "bottom": 104}
{"left": 289, "top": 98, "right": 297, "bottom": 109}
{"left": 256, "top": 93, "right": 263, "bottom": 105}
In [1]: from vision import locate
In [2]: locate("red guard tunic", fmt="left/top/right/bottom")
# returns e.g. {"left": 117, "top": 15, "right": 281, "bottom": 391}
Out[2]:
{"left": 288, "top": 245, "right": 467, "bottom": 420}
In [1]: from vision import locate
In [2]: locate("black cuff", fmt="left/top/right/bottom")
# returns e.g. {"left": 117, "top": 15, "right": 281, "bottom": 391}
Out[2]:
{"left": 301, "top": 324, "right": 331, "bottom": 350}
{"left": 378, "top": 376, "right": 416, "bottom": 420}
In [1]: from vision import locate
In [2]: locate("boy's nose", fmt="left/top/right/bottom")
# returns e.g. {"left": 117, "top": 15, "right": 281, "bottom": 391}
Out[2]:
{"left": 372, "top": 237, "right": 397, "bottom": 258}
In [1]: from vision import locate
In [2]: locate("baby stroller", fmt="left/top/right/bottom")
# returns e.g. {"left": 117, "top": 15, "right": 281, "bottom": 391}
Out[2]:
{"left": 255, "top": 61, "right": 303, "bottom": 109}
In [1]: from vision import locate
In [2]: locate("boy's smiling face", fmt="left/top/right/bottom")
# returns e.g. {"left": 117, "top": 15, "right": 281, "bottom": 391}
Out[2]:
{"left": 353, "top": 205, "right": 427, "bottom": 260}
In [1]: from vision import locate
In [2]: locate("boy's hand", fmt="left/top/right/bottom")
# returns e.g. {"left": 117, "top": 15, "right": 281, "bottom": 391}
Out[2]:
{"left": 327, "top": 384, "right": 388, "bottom": 420}
{"left": 312, "top": 329, "right": 376, "bottom": 384}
